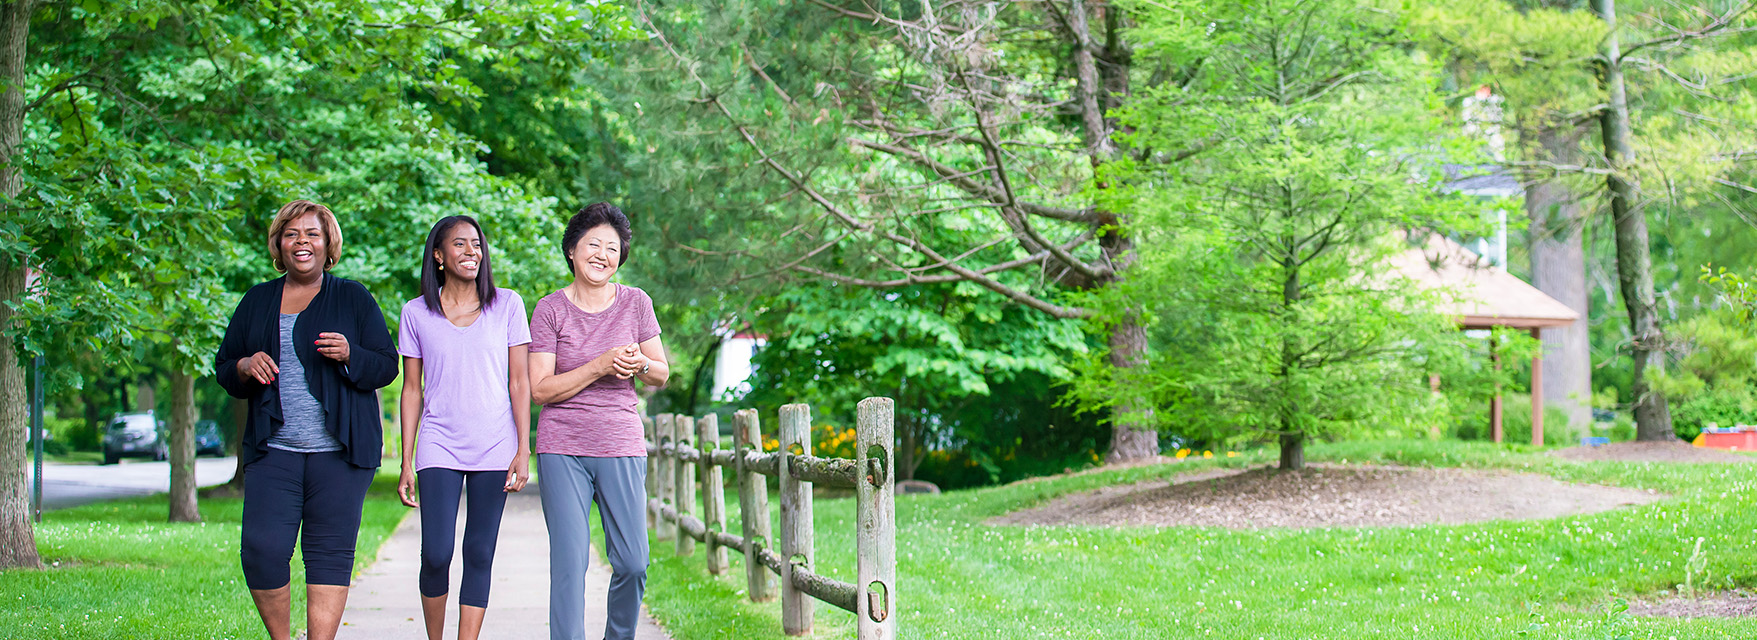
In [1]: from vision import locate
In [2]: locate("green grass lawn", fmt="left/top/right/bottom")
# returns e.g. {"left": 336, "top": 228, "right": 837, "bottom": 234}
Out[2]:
{"left": 44, "top": 450, "right": 104, "bottom": 465}
{"left": 643, "top": 439, "right": 1757, "bottom": 639}
{"left": 1, "top": 468, "right": 408, "bottom": 640}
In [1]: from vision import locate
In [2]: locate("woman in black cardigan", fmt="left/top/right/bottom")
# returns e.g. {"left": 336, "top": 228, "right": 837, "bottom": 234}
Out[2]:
{"left": 214, "top": 200, "right": 397, "bottom": 640}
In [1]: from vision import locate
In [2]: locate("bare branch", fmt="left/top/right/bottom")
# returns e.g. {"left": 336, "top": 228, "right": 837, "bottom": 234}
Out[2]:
{"left": 1620, "top": 2, "right": 1757, "bottom": 61}
{"left": 850, "top": 137, "right": 1100, "bottom": 222}
{"left": 743, "top": 44, "right": 796, "bottom": 105}
{"left": 638, "top": 3, "right": 1089, "bottom": 319}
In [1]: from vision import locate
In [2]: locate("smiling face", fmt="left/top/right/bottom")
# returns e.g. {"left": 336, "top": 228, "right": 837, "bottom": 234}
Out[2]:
{"left": 278, "top": 212, "right": 328, "bottom": 278}
{"left": 570, "top": 224, "right": 623, "bottom": 285}
{"left": 435, "top": 222, "right": 483, "bottom": 283}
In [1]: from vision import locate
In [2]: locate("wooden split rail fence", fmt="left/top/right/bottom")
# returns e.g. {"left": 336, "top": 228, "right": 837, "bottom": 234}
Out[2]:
{"left": 644, "top": 397, "right": 897, "bottom": 639}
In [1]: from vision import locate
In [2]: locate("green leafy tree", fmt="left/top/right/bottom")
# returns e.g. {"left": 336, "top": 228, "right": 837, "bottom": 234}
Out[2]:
{"left": 0, "top": 0, "right": 631, "bottom": 567}
{"left": 742, "top": 280, "right": 1092, "bottom": 481}
{"left": 1070, "top": 0, "right": 1491, "bottom": 470}
{"left": 621, "top": 0, "right": 1177, "bottom": 461}
{"left": 1416, "top": 0, "right": 1757, "bottom": 442}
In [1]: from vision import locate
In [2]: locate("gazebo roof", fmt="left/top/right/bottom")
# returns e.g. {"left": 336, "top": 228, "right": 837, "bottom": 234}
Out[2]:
{"left": 1387, "top": 234, "right": 1580, "bottom": 329}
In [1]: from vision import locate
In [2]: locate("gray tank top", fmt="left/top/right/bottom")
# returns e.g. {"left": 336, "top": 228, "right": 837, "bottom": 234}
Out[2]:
{"left": 268, "top": 312, "right": 342, "bottom": 453}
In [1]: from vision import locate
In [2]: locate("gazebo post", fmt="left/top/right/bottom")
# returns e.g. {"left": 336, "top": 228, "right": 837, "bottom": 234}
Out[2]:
{"left": 1490, "top": 333, "right": 1503, "bottom": 444}
{"left": 1530, "top": 327, "right": 1544, "bottom": 447}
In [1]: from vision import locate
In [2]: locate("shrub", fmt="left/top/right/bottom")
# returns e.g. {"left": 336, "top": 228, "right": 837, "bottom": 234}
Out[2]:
{"left": 1450, "top": 393, "right": 1575, "bottom": 446}
{"left": 1671, "top": 386, "right": 1757, "bottom": 442}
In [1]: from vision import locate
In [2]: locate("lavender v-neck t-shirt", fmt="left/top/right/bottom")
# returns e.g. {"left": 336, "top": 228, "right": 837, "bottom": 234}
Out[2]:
{"left": 398, "top": 289, "right": 531, "bottom": 472}
{"left": 529, "top": 285, "right": 661, "bottom": 458}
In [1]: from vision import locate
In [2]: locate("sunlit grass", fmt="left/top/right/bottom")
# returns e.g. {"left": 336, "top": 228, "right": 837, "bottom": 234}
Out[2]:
{"left": 1, "top": 469, "right": 407, "bottom": 640}
{"left": 643, "top": 439, "right": 1757, "bottom": 639}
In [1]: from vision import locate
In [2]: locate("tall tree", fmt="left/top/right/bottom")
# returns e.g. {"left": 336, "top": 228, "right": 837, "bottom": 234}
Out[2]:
{"left": 1592, "top": 0, "right": 1673, "bottom": 440}
{"left": 2, "top": 0, "right": 631, "bottom": 561}
{"left": 0, "top": 0, "right": 38, "bottom": 570}
{"left": 627, "top": 0, "right": 1171, "bottom": 460}
{"left": 1418, "top": 0, "right": 1756, "bottom": 440}
{"left": 1067, "top": 0, "right": 1491, "bottom": 469}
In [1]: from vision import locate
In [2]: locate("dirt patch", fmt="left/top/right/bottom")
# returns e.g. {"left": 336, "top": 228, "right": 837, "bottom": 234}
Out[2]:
{"left": 1628, "top": 591, "right": 1757, "bottom": 618}
{"left": 1551, "top": 441, "right": 1756, "bottom": 464}
{"left": 991, "top": 464, "right": 1663, "bottom": 529}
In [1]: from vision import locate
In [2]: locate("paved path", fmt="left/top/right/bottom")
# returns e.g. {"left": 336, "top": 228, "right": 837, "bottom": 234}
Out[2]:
{"left": 34, "top": 457, "right": 238, "bottom": 510}
{"left": 343, "top": 487, "right": 672, "bottom": 640}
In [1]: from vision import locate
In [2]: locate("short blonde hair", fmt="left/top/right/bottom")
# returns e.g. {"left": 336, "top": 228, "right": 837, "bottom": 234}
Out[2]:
{"left": 267, "top": 200, "right": 344, "bottom": 272}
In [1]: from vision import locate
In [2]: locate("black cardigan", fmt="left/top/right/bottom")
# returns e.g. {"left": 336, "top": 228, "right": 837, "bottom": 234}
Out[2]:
{"left": 214, "top": 273, "right": 398, "bottom": 469}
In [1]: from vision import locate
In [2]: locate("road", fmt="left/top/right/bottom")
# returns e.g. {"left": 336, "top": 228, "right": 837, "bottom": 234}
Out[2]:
{"left": 32, "top": 457, "right": 239, "bottom": 510}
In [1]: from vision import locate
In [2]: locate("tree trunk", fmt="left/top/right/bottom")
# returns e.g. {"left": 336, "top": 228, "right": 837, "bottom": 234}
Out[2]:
{"left": 83, "top": 387, "right": 102, "bottom": 447}
{"left": 212, "top": 396, "right": 247, "bottom": 497}
{"left": 0, "top": 0, "right": 39, "bottom": 571}
{"left": 0, "top": 265, "right": 36, "bottom": 569}
{"left": 1524, "top": 124, "right": 1593, "bottom": 434}
{"left": 136, "top": 378, "right": 156, "bottom": 414}
{"left": 168, "top": 370, "right": 200, "bottom": 522}
{"left": 1278, "top": 432, "right": 1305, "bottom": 471}
{"left": 898, "top": 418, "right": 920, "bottom": 481}
{"left": 1104, "top": 318, "right": 1159, "bottom": 462}
{"left": 1593, "top": 0, "right": 1674, "bottom": 441}
{"left": 1277, "top": 248, "right": 1305, "bottom": 471}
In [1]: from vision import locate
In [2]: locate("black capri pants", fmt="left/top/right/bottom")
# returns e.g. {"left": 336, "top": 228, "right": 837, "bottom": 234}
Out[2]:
{"left": 240, "top": 448, "right": 375, "bottom": 589}
{"left": 417, "top": 468, "right": 508, "bottom": 608}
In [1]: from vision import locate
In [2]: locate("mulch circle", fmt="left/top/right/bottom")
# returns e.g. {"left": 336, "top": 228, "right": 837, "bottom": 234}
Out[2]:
{"left": 1551, "top": 441, "right": 1756, "bottom": 464}
{"left": 991, "top": 464, "right": 1663, "bottom": 530}
{"left": 1627, "top": 591, "right": 1757, "bottom": 618}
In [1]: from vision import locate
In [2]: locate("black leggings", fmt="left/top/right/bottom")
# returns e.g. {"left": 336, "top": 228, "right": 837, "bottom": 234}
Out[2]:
{"left": 240, "top": 449, "right": 375, "bottom": 589}
{"left": 418, "top": 468, "right": 509, "bottom": 608}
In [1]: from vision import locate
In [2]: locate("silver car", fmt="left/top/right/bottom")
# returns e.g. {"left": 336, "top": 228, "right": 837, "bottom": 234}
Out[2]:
{"left": 102, "top": 412, "right": 167, "bottom": 465}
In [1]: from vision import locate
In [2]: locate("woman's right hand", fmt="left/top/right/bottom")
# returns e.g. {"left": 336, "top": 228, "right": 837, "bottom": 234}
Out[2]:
{"left": 397, "top": 467, "right": 419, "bottom": 508}
{"left": 595, "top": 344, "right": 640, "bottom": 379}
{"left": 240, "top": 352, "right": 278, "bottom": 385}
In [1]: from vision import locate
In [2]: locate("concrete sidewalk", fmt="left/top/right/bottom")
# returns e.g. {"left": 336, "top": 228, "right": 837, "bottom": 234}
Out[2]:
{"left": 342, "top": 487, "right": 671, "bottom": 640}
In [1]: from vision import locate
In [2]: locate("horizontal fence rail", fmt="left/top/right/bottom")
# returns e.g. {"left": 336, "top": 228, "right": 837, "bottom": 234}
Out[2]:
{"left": 645, "top": 398, "right": 897, "bottom": 639}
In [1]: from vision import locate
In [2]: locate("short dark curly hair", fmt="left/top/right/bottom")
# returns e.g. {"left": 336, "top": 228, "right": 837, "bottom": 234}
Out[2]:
{"left": 562, "top": 202, "right": 632, "bottom": 274}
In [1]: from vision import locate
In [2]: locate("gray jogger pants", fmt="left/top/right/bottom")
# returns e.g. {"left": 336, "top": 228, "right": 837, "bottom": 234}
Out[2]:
{"left": 538, "top": 454, "right": 649, "bottom": 640}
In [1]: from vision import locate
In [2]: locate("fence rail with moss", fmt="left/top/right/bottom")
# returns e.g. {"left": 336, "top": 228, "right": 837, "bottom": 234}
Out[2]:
{"left": 644, "top": 397, "right": 897, "bottom": 639}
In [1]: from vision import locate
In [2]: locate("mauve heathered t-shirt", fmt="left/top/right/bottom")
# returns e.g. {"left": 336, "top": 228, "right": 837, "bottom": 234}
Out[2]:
{"left": 398, "top": 289, "right": 531, "bottom": 471}
{"left": 529, "top": 285, "right": 661, "bottom": 458}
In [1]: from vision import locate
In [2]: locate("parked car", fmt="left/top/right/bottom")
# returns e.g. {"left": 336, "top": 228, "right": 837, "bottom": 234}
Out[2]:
{"left": 195, "top": 420, "right": 226, "bottom": 457}
{"left": 102, "top": 412, "right": 166, "bottom": 465}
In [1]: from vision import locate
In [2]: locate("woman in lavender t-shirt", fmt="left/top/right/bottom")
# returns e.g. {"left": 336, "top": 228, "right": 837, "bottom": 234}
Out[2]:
{"left": 528, "top": 203, "right": 669, "bottom": 640}
{"left": 395, "top": 215, "right": 533, "bottom": 640}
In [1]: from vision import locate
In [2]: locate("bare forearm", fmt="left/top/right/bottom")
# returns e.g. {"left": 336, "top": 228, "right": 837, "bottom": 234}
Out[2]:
{"left": 510, "top": 380, "right": 532, "bottom": 454}
{"left": 636, "top": 359, "right": 671, "bottom": 387}
{"left": 399, "top": 384, "right": 421, "bottom": 466}
{"left": 531, "top": 364, "right": 607, "bottom": 405}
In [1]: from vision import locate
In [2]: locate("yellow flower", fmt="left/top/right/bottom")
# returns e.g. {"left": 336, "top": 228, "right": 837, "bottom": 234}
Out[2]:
{"left": 1202, "top": 451, "right": 1213, "bottom": 459}
{"left": 1226, "top": 451, "right": 1238, "bottom": 458}
{"left": 1175, "top": 448, "right": 1191, "bottom": 459}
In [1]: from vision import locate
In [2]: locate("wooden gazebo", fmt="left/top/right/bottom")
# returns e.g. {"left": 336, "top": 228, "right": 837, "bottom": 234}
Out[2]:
{"left": 1387, "top": 234, "right": 1581, "bottom": 445}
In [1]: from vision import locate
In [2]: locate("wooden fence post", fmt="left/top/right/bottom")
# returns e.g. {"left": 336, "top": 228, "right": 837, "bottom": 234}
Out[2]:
{"left": 675, "top": 415, "right": 697, "bottom": 556}
{"left": 699, "top": 413, "right": 728, "bottom": 574}
{"left": 645, "top": 415, "right": 657, "bottom": 530}
{"left": 655, "top": 414, "right": 675, "bottom": 541}
{"left": 734, "top": 409, "right": 774, "bottom": 602}
{"left": 778, "top": 403, "right": 815, "bottom": 636}
{"left": 856, "top": 397, "right": 897, "bottom": 639}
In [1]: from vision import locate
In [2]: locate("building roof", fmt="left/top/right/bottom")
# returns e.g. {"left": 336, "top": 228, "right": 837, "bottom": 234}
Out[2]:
{"left": 1387, "top": 234, "right": 1580, "bottom": 329}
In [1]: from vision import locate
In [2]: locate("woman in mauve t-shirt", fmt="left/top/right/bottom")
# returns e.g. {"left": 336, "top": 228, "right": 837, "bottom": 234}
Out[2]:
{"left": 528, "top": 203, "right": 670, "bottom": 640}
{"left": 395, "top": 215, "right": 533, "bottom": 640}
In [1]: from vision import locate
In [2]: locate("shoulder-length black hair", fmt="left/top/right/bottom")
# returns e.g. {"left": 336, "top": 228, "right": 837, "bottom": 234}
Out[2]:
{"left": 421, "top": 215, "right": 498, "bottom": 314}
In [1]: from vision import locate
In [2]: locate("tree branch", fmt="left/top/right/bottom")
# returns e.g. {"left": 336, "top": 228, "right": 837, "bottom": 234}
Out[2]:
{"left": 639, "top": 3, "right": 1089, "bottom": 319}
{"left": 1620, "top": 2, "right": 1757, "bottom": 61}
